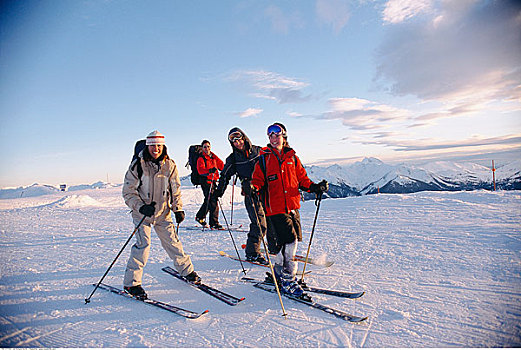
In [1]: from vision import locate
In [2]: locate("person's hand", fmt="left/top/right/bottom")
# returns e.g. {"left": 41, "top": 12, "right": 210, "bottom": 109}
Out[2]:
{"left": 309, "top": 180, "right": 329, "bottom": 194}
{"left": 139, "top": 201, "right": 156, "bottom": 217}
{"left": 208, "top": 167, "right": 218, "bottom": 174}
{"left": 174, "top": 210, "right": 185, "bottom": 224}
{"left": 241, "top": 181, "right": 256, "bottom": 196}
{"left": 317, "top": 180, "right": 329, "bottom": 193}
{"left": 213, "top": 188, "right": 224, "bottom": 198}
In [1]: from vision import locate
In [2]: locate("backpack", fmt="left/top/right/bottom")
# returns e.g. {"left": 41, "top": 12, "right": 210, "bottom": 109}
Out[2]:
{"left": 131, "top": 139, "right": 146, "bottom": 182}
{"left": 187, "top": 145, "right": 207, "bottom": 186}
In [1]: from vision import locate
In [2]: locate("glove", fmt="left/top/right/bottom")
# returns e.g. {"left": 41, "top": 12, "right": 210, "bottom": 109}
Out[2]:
{"left": 309, "top": 180, "right": 329, "bottom": 194}
{"left": 241, "top": 181, "right": 256, "bottom": 196}
{"left": 174, "top": 210, "right": 185, "bottom": 224}
{"left": 208, "top": 167, "right": 218, "bottom": 174}
{"left": 213, "top": 188, "right": 224, "bottom": 198}
{"left": 139, "top": 201, "right": 156, "bottom": 217}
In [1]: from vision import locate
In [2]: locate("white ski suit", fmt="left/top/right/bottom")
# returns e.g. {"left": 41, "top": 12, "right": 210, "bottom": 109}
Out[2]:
{"left": 122, "top": 150, "right": 194, "bottom": 287}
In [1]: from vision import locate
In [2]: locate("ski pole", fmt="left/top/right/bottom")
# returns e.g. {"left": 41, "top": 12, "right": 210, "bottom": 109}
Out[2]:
{"left": 202, "top": 180, "right": 214, "bottom": 232}
{"left": 85, "top": 215, "right": 146, "bottom": 304}
{"left": 230, "top": 175, "right": 236, "bottom": 225}
{"left": 300, "top": 193, "right": 323, "bottom": 284}
{"left": 217, "top": 198, "right": 247, "bottom": 275}
{"left": 250, "top": 192, "right": 287, "bottom": 318}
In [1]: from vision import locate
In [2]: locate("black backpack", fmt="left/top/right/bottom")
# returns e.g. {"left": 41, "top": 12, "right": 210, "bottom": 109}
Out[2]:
{"left": 131, "top": 139, "right": 146, "bottom": 182}
{"left": 187, "top": 145, "right": 207, "bottom": 186}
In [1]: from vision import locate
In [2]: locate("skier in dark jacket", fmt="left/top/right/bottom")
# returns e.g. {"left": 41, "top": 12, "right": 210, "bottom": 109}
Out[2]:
{"left": 213, "top": 127, "right": 274, "bottom": 264}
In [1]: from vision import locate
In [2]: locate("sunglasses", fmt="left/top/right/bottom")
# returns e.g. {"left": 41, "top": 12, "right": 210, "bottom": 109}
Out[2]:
{"left": 267, "top": 124, "right": 285, "bottom": 136}
{"left": 228, "top": 131, "right": 243, "bottom": 142}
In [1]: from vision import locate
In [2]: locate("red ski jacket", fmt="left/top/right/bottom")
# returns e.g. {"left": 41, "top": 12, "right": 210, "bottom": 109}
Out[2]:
{"left": 197, "top": 152, "right": 224, "bottom": 183}
{"left": 251, "top": 146, "right": 313, "bottom": 216}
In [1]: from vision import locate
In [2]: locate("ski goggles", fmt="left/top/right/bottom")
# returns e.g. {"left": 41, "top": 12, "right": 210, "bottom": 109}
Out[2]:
{"left": 228, "top": 131, "right": 243, "bottom": 142}
{"left": 267, "top": 124, "right": 285, "bottom": 136}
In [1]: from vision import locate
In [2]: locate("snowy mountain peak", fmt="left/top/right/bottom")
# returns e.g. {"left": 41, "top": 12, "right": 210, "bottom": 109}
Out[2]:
{"left": 360, "top": 157, "right": 384, "bottom": 166}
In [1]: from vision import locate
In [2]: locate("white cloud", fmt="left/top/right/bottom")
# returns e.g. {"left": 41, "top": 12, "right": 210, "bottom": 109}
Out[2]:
{"left": 316, "top": 0, "right": 350, "bottom": 34}
{"left": 237, "top": 107, "right": 263, "bottom": 118}
{"left": 382, "top": 0, "right": 434, "bottom": 24}
{"left": 226, "top": 70, "right": 312, "bottom": 104}
{"left": 351, "top": 133, "right": 521, "bottom": 153}
{"left": 319, "top": 97, "right": 412, "bottom": 130}
{"left": 375, "top": 0, "right": 521, "bottom": 122}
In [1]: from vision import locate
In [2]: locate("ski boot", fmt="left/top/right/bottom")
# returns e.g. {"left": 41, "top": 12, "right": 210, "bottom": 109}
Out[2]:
{"left": 246, "top": 254, "right": 268, "bottom": 265}
{"left": 185, "top": 271, "right": 201, "bottom": 284}
{"left": 195, "top": 217, "right": 207, "bottom": 227}
{"left": 124, "top": 285, "right": 148, "bottom": 300}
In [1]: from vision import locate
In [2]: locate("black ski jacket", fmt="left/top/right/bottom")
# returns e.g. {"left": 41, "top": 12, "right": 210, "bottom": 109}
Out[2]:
{"left": 215, "top": 127, "right": 262, "bottom": 194}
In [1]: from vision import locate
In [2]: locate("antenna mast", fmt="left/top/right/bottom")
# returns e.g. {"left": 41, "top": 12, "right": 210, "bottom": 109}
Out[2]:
{"left": 492, "top": 160, "right": 496, "bottom": 191}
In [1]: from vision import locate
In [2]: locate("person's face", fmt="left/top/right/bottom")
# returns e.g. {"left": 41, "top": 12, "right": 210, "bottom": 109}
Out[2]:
{"left": 269, "top": 133, "right": 284, "bottom": 151}
{"left": 148, "top": 144, "right": 163, "bottom": 159}
{"left": 202, "top": 143, "right": 211, "bottom": 155}
{"left": 233, "top": 138, "right": 245, "bottom": 150}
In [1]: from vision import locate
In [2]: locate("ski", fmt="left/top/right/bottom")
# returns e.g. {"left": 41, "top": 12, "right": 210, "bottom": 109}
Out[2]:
{"left": 95, "top": 283, "right": 209, "bottom": 319}
{"left": 218, "top": 251, "right": 312, "bottom": 275}
{"left": 162, "top": 266, "right": 245, "bottom": 306}
{"left": 241, "top": 244, "right": 334, "bottom": 267}
{"left": 294, "top": 254, "right": 334, "bottom": 268}
{"left": 252, "top": 282, "right": 367, "bottom": 323}
{"left": 301, "top": 285, "right": 364, "bottom": 298}
{"left": 243, "top": 274, "right": 364, "bottom": 299}
{"left": 183, "top": 225, "right": 248, "bottom": 233}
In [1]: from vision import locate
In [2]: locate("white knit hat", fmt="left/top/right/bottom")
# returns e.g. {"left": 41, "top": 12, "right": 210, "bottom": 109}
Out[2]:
{"left": 146, "top": 130, "right": 165, "bottom": 145}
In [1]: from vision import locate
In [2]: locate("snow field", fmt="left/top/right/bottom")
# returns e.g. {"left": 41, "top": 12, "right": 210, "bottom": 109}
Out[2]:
{"left": 0, "top": 186, "right": 519, "bottom": 347}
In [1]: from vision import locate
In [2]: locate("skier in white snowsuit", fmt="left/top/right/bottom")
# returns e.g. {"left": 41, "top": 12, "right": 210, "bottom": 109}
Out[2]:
{"left": 122, "top": 130, "right": 200, "bottom": 299}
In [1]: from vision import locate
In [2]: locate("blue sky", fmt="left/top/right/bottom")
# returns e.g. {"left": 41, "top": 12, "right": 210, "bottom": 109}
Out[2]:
{"left": 1, "top": 0, "right": 520, "bottom": 187}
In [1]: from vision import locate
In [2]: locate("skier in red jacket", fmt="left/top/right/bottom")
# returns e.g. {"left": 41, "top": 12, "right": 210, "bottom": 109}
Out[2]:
{"left": 195, "top": 140, "right": 224, "bottom": 229}
{"left": 246, "top": 122, "right": 328, "bottom": 297}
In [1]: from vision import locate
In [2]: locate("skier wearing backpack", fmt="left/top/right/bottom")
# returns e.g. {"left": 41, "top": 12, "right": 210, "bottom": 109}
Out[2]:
{"left": 213, "top": 127, "right": 274, "bottom": 264}
{"left": 195, "top": 140, "right": 224, "bottom": 229}
{"left": 122, "top": 130, "right": 201, "bottom": 299}
{"left": 244, "top": 123, "right": 328, "bottom": 297}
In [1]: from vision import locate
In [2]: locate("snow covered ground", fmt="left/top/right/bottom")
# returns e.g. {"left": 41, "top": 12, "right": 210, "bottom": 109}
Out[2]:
{"left": 0, "top": 185, "right": 519, "bottom": 347}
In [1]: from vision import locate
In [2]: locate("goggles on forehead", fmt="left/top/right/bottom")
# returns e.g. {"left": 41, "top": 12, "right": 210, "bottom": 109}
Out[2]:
{"left": 228, "top": 131, "right": 243, "bottom": 142}
{"left": 267, "top": 124, "right": 285, "bottom": 136}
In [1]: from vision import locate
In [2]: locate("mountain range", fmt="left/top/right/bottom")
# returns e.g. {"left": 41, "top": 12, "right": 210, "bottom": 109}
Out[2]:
{"left": 302, "top": 157, "right": 520, "bottom": 199}
{"left": 1, "top": 158, "right": 519, "bottom": 200}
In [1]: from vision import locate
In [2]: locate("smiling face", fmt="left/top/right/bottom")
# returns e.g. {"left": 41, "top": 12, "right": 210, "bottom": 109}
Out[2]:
{"left": 148, "top": 144, "right": 164, "bottom": 159}
{"left": 233, "top": 138, "right": 245, "bottom": 150}
{"left": 269, "top": 133, "right": 284, "bottom": 151}
{"left": 202, "top": 142, "right": 211, "bottom": 155}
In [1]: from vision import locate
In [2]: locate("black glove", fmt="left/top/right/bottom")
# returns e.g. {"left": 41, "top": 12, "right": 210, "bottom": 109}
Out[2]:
{"left": 208, "top": 167, "right": 218, "bottom": 174}
{"left": 139, "top": 201, "right": 156, "bottom": 217}
{"left": 174, "top": 210, "right": 185, "bottom": 224}
{"left": 241, "top": 181, "right": 256, "bottom": 196}
{"left": 309, "top": 180, "right": 329, "bottom": 194}
{"left": 213, "top": 188, "right": 224, "bottom": 198}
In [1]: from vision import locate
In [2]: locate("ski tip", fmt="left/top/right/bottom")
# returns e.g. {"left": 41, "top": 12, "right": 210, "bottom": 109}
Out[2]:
{"left": 203, "top": 309, "right": 210, "bottom": 314}
{"left": 239, "top": 297, "right": 246, "bottom": 301}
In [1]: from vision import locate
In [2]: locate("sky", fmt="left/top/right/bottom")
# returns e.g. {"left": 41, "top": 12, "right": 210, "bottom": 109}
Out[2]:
{"left": 1, "top": 0, "right": 520, "bottom": 187}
